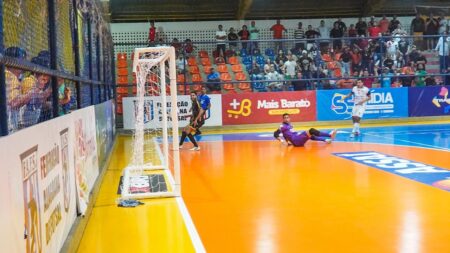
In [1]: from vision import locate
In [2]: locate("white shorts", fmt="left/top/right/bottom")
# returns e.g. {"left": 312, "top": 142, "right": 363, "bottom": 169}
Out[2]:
{"left": 352, "top": 105, "right": 366, "bottom": 118}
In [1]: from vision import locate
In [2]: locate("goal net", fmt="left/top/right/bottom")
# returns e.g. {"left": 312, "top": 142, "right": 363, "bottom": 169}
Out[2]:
{"left": 121, "top": 46, "right": 180, "bottom": 199}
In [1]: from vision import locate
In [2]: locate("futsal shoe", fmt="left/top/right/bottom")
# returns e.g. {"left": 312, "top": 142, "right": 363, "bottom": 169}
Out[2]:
{"left": 189, "top": 146, "right": 201, "bottom": 151}
{"left": 350, "top": 132, "right": 355, "bottom": 138}
{"left": 325, "top": 139, "right": 332, "bottom": 144}
{"left": 329, "top": 129, "right": 337, "bottom": 140}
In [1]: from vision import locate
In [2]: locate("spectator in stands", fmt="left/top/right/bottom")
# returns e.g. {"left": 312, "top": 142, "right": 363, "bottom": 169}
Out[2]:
{"left": 228, "top": 27, "right": 239, "bottom": 52}
{"left": 389, "top": 15, "right": 401, "bottom": 34}
{"left": 275, "top": 50, "right": 287, "bottom": 65}
{"left": 339, "top": 47, "right": 352, "bottom": 76}
{"left": 397, "top": 36, "right": 410, "bottom": 67}
{"left": 361, "top": 69, "right": 374, "bottom": 88}
{"left": 355, "top": 17, "right": 368, "bottom": 36}
{"left": 238, "top": 25, "right": 250, "bottom": 52}
{"left": 380, "top": 67, "right": 393, "bottom": 87}
{"left": 411, "top": 13, "right": 426, "bottom": 49}
{"left": 414, "top": 63, "right": 427, "bottom": 86}
{"left": 57, "top": 77, "right": 72, "bottom": 115}
{"left": 176, "top": 54, "right": 188, "bottom": 73}
{"left": 216, "top": 24, "right": 227, "bottom": 61}
{"left": 348, "top": 24, "right": 357, "bottom": 38}
{"left": 294, "top": 22, "right": 306, "bottom": 53}
{"left": 350, "top": 47, "right": 362, "bottom": 73}
{"left": 148, "top": 20, "right": 157, "bottom": 46}
{"left": 206, "top": 67, "right": 221, "bottom": 92}
{"left": 425, "top": 13, "right": 439, "bottom": 51}
{"left": 249, "top": 21, "right": 260, "bottom": 55}
{"left": 264, "top": 58, "right": 275, "bottom": 75}
{"left": 334, "top": 18, "right": 347, "bottom": 34}
{"left": 361, "top": 48, "right": 373, "bottom": 75}
{"left": 401, "top": 62, "right": 415, "bottom": 87}
{"left": 271, "top": 19, "right": 287, "bottom": 51}
{"left": 183, "top": 39, "right": 196, "bottom": 56}
{"left": 265, "top": 65, "right": 283, "bottom": 91}
{"left": 283, "top": 55, "right": 298, "bottom": 81}
{"left": 170, "top": 38, "right": 182, "bottom": 56}
{"left": 379, "top": 15, "right": 390, "bottom": 35}
{"left": 368, "top": 16, "right": 376, "bottom": 27}
{"left": 412, "top": 49, "right": 427, "bottom": 67}
{"left": 337, "top": 73, "right": 355, "bottom": 89}
{"left": 305, "top": 25, "right": 320, "bottom": 50}
{"left": 438, "top": 14, "right": 449, "bottom": 35}
{"left": 330, "top": 22, "right": 343, "bottom": 50}
{"left": 368, "top": 21, "right": 381, "bottom": 38}
{"left": 292, "top": 71, "right": 308, "bottom": 91}
{"left": 298, "top": 50, "right": 313, "bottom": 73}
{"left": 434, "top": 31, "right": 450, "bottom": 73}
{"left": 317, "top": 20, "right": 331, "bottom": 53}
{"left": 287, "top": 50, "right": 298, "bottom": 62}
{"left": 392, "top": 24, "right": 408, "bottom": 40}
{"left": 250, "top": 61, "right": 264, "bottom": 80}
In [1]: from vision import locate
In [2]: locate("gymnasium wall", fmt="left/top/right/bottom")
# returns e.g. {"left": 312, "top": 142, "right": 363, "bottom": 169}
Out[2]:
{"left": 0, "top": 100, "right": 115, "bottom": 252}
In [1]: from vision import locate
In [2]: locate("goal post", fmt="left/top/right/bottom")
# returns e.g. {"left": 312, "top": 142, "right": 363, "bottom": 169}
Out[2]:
{"left": 121, "top": 46, "right": 181, "bottom": 199}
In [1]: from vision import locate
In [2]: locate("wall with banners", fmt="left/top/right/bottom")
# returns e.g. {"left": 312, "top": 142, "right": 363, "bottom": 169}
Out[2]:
{"left": 0, "top": 101, "right": 117, "bottom": 253}
{"left": 409, "top": 86, "right": 450, "bottom": 117}
{"left": 122, "top": 95, "right": 223, "bottom": 129}
{"left": 0, "top": 114, "right": 78, "bottom": 253}
{"left": 95, "top": 100, "right": 116, "bottom": 169}
{"left": 316, "top": 88, "right": 409, "bottom": 121}
{"left": 222, "top": 91, "right": 317, "bottom": 125}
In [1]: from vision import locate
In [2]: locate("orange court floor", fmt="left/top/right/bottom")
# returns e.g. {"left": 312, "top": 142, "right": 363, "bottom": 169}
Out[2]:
{"left": 76, "top": 121, "right": 450, "bottom": 253}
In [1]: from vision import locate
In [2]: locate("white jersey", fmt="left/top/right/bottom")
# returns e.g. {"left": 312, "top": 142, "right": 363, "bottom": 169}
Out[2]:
{"left": 352, "top": 86, "right": 370, "bottom": 106}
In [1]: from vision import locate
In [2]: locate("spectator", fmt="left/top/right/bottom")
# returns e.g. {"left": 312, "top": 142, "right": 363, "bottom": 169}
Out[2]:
{"left": 368, "top": 16, "right": 376, "bottom": 27}
{"left": 250, "top": 61, "right": 264, "bottom": 80}
{"left": 337, "top": 73, "right": 355, "bottom": 89}
{"left": 380, "top": 67, "right": 393, "bottom": 87}
{"left": 228, "top": 27, "right": 239, "bottom": 51}
{"left": 368, "top": 21, "right": 381, "bottom": 38}
{"left": 389, "top": 15, "right": 401, "bottom": 34}
{"left": 57, "top": 78, "right": 72, "bottom": 115}
{"left": 298, "top": 50, "right": 313, "bottom": 72}
{"left": 350, "top": 47, "right": 362, "bottom": 73}
{"left": 249, "top": 21, "right": 260, "bottom": 55}
{"left": 334, "top": 18, "right": 347, "bottom": 34}
{"left": 361, "top": 70, "right": 374, "bottom": 88}
{"left": 264, "top": 59, "right": 274, "bottom": 75}
{"left": 410, "top": 13, "right": 426, "bottom": 49}
{"left": 355, "top": 17, "right": 368, "bottom": 36}
{"left": 275, "top": 50, "right": 287, "bottom": 65}
{"left": 270, "top": 19, "right": 287, "bottom": 51}
{"left": 317, "top": 20, "right": 331, "bottom": 52}
{"left": 283, "top": 55, "right": 298, "bottom": 81}
{"left": 238, "top": 25, "right": 250, "bottom": 52}
{"left": 305, "top": 25, "right": 320, "bottom": 50}
{"left": 206, "top": 67, "right": 221, "bottom": 92}
{"left": 265, "top": 65, "right": 283, "bottom": 91}
{"left": 438, "top": 14, "right": 449, "bottom": 35}
{"left": 400, "top": 62, "right": 415, "bottom": 87}
{"left": 425, "top": 13, "right": 439, "bottom": 50}
{"left": 414, "top": 63, "right": 427, "bottom": 86}
{"left": 170, "top": 38, "right": 182, "bottom": 55}
{"left": 339, "top": 47, "right": 352, "bottom": 76}
{"left": 330, "top": 23, "right": 343, "bottom": 50}
{"left": 397, "top": 36, "right": 410, "bottom": 67}
{"left": 379, "top": 15, "right": 390, "bottom": 35}
{"left": 148, "top": 20, "right": 157, "bottom": 46}
{"left": 292, "top": 71, "right": 308, "bottom": 91}
{"left": 348, "top": 24, "right": 357, "bottom": 38}
{"left": 434, "top": 32, "right": 450, "bottom": 73}
{"left": 176, "top": 54, "right": 188, "bottom": 73}
{"left": 293, "top": 22, "right": 306, "bottom": 53}
{"left": 183, "top": 39, "right": 196, "bottom": 56}
{"left": 215, "top": 24, "right": 227, "bottom": 60}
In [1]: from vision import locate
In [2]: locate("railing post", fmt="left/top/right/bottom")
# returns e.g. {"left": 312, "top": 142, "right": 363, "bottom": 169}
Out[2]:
{"left": 0, "top": 0, "right": 8, "bottom": 136}
{"left": 48, "top": 0, "right": 59, "bottom": 118}
{"left": 87, "top": 16, "right": 94, "bottom": 105}
{"left": 72, "top": 0, "right": 81, "bottom": 108}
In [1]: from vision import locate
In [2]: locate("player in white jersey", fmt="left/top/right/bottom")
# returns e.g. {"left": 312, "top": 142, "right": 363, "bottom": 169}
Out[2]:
{"left": 341, "top": 79, "right": 371, "bottom": 138}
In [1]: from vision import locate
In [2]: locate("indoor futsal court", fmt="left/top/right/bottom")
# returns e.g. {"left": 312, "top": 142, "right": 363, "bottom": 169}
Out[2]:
{"left": 77, "top": 121, "right": 450, "bottom": 253}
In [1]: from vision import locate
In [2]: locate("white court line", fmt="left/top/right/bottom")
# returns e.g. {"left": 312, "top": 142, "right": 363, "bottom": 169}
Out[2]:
{"left": 176, "top": 197, "right": 206, "bottom": 253}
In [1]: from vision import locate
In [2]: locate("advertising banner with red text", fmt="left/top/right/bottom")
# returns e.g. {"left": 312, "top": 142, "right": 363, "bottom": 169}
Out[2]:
{"left": 222, "top": 91, "right": 317, "bottom": 125}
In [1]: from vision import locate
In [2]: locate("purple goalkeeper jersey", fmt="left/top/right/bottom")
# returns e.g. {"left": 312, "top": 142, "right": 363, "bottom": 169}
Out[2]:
{"left": 279, "top": 122, "right": 310, "bottom": 147}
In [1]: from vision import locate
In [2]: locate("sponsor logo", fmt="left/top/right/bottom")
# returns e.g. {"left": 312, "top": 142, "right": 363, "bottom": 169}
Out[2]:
{"left": 60, "top": 129, "right": 70, "bottom": 213}
{"left": 334, "top": 151, "right": 450, "bottom": 191}
{"left": 133, "top": 100, "right": 154, "bottom": 123}
{"left": 331, "top": 91, "right": 396, "bottom": 116}
{"left": 226, "top": 97, "right": 311, "bottom": 118}
{"left": 431, "top": 86, "right": 450, "bottom": 114}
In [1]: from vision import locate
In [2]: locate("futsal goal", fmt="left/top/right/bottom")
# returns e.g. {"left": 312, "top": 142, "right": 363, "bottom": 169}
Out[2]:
{"left": 120, "top": 46, "right": 181, "bottom": 199}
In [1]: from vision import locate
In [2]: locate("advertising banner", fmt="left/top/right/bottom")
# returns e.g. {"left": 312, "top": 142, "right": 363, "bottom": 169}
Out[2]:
{"left": 316, "top": 88, "right": 409, "bottom": 121}
{"left": 0, "top": 114, "right": 77, "bottom": 253}
{"left": 122, "top": 95, "right": 223, "bottom": 129}
{"left": 408, "top": 86, "right": 450, "bottom": 117}
{"left": 71, "top": 107, "right": 99, "bottom": 215}
{"left": 222, "top": 91, "right": 317, "bottom": 125}
{"left": 95, "top": 100, "right": 116, "bottom": 169}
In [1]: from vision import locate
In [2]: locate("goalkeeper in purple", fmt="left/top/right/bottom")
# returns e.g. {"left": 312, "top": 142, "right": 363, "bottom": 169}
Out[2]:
{"left": 274, "top": 113, "right": 337, "bottom": 146}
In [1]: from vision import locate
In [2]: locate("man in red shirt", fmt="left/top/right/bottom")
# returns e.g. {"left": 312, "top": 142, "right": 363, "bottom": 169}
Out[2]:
{"left": 368, "top": 21, "right": 381, "bottom": 38}
{"left": 379, "top": 15, "right": 390, "bottom": 34}
{"left": 148, "top": 21, "right": 157, "bottom": 46}
{"left": 271, "top": 20, "right": 287, "bottom": 51}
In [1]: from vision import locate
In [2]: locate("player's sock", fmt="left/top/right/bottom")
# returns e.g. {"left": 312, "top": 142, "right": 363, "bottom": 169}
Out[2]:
{"left": 179, "top": 132, "right": 187, "bottom": 146}
{"left": 355, "top": 123, "right": 360, "bottom": 133}
{"left": 187, "top": 133, "right": 198, "bottom": 147}
{"left": 352, "top": 123, "right": 357, "bottom": 134}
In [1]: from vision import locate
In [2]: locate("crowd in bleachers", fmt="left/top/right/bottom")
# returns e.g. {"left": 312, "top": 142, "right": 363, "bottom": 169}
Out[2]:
{"left": 151, "top": 14, "right": 450, "bottom": 93}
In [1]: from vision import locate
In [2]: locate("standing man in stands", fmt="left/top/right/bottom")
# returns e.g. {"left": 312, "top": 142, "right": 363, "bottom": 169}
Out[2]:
{"left": 410, "top": 13, "right": 425, "bottom": 49}
{"left": 148, "top": 21, "right": 158, "bottom": 46}
{"left": 216, "top": 25, "right": 227, "bottom": 61}
{"left": 271, "top": 19, "right": 287, "bottom": 52}
{"left": 249, "top": 21, "right": 260, "bottom": 55}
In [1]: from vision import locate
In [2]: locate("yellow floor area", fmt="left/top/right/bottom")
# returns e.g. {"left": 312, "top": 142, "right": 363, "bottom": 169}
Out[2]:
{"left": 76, "top": 135, "right": 196, "bottom": 253}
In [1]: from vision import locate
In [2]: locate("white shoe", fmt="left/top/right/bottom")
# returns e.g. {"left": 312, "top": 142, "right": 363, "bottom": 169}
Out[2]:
{"left": 329, "top": 129, "right": 337, "bottom": 140}
{"left": 325, "top": 139, "right": 332, "bottom": 144}
{"left": 350, "top": 133, "right": 355, "bottom": 138}
{"left": 189, "top": 146, "right": 200, "bottom": 151}
{"left": 179, "top": 145, "right": 183, "bottom": 149}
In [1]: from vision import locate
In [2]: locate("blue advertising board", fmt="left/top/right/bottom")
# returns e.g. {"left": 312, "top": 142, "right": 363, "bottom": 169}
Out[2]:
{"left": 316, "top": 88, "right": 409, "bottom": 121}
{"left": 408, "top": 86, "right": 450, "bottom": 117}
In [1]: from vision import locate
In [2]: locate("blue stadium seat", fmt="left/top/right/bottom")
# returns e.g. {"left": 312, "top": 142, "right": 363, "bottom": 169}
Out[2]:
{"left": 242, "top": 56, "right": 252, "bottom": 65}
{"left": 265, "top": 48, "right": 275, "bottom": 57}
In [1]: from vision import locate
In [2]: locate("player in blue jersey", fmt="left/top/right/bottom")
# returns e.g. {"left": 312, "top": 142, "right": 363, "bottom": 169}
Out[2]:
{"left": 274, "top": 113, "right": 337, "bottom": 147}
{"left": 193, "top": 86, "right": 211, "bottom": 135}
{"left": 179, "top": 92, "right": 203, "bottom": 151}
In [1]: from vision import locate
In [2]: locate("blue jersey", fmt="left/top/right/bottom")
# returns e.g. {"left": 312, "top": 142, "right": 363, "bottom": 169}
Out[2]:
{"left": 279, "top": 122, "right": 310, "bottom": 147}
{"left": 198, "top": 94, "right": 211, "bottom": 111}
